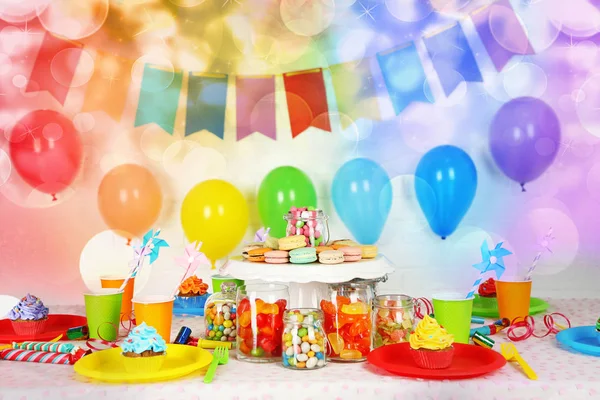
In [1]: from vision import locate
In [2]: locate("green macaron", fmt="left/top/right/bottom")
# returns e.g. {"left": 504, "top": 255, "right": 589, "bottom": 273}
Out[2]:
{"left": 289, "top": 247, "right": 317, "bottom": 264}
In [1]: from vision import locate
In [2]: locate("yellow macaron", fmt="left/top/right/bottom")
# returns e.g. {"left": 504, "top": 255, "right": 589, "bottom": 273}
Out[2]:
{"left": 360, "top": 245, "right": 378, "bottom": 259}
{"left": 278, "top": 235, "right": 307, "bottom": 251}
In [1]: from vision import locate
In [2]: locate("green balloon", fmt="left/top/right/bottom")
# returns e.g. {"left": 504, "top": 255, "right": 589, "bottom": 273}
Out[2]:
{"left": 257, "top": 166, "right": 317, "bottom": 238}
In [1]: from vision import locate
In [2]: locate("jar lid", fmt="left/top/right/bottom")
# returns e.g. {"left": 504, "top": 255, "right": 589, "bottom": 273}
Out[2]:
{"left": 221, "top": 281, "right": 237, "bottom": 293}
{"left": 283, "top": 209, "right": 329, "bottom": 220}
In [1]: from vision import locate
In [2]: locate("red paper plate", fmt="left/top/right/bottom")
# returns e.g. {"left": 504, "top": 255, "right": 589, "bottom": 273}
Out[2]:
{"left": 367, "top": 343, "right": 506, "bottom": 380}
{"left": 0, "top": 314, "right": 87, "bottom": 343}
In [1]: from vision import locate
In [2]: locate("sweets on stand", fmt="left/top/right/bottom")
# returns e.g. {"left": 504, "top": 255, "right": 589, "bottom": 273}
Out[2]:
{"left": 7, "top": 294, "right": 49, "bottom": 336}
{"left": 204, "top": 282, "right": 238, "bottom": 345}
{"left": 360, "top": 245, "right": 378, "bottom": 259}
{"left": 247, "top": 248, "right": 271, "bottom": 262}
{"left": 278, "top": 235, "right": 306, "bottom": 251}
{"left": 318, "top": 250, "right": 344, "bottom": 265}
{"left": 236, "top": 284, "right": 289, "bottom": 362}
{"left": 174, "top": 276, "right": 210, "bottom": 309}
{"left": 284, "top": 207, "right": 330, "bottom": 247}
{"left": 289, "top": 248, "right": 317, "bottom": 264}
{"left": 409, "top": 315, "right": 455, "bottom": 369}
{"left": 264, "top": 250, "right": 289, "bottom": 264}
{"left": 373, "top": 295, "right": 416, "bottom": 348}
{"left": 282, "top": 309, "right": 326, "bottom": 370}
{"left": 339, "top": 247, "right": 362, "bottom": 262}
{"left": 477, "top": 278, "right": 498, "bottom": 308}
{"left": 242, "top": 244, "right": 263, "bottom": 259}
{"left": 320, "top": 283, "right": 372, "bottom": 362}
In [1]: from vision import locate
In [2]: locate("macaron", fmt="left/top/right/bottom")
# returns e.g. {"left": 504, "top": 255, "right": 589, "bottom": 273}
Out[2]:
{"left": 242, "top": 244, "right": 263, "bottom": 259}
{"left": 316, "top": 246, "right": 333, "bottom": 254}
{"left": 247, "top": 247, "right": 271, "bottom": 262}
{"left": 360, "top": 245, "right": 378, "bottom": 259}
{"left": 331, "top": 240, "right": 358, "bottom": 250}
{"left": 264, "top": 250, "right": 289, "bottom": 264}
{"left": 339, "top": 246, "right": 362, "bottom": 262}
{"left": 318, "top": 250, "right": 344, "bottom": 265}
{"left": 278, "top": 235, "right": 307, "bottom": 251}
{"left": 289, "top": 247, "right": 317, "bottom": 264}
{"left": 265, "top": 236, "right": 279, "bottom": 250}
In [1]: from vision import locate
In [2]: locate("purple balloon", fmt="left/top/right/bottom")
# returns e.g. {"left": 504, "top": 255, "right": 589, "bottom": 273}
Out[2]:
{"left": 489, "top": 97, "right": 561, "bottom": 190}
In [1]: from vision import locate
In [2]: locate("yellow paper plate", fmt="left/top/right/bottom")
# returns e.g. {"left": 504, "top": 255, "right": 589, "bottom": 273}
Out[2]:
{"left": 74, "top": 344, "right": 213, "bottom": 383}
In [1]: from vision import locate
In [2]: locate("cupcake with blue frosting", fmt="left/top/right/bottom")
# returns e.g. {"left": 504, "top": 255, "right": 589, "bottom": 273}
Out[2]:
{"left": 121, "top": 322, "right": 167, "bottom": 373}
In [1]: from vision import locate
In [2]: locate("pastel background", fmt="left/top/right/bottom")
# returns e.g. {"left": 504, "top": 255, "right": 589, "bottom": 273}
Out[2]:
{"left": 0, "top": 0, "right": 598, "bottom": 305}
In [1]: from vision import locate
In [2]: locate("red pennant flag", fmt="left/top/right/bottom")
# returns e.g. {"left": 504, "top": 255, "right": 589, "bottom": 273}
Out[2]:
{"left": 26, "top": 32, "right": 82, "bottom": 105}
{"left": 283, "top": 68, "right": 331, "bottom": 138}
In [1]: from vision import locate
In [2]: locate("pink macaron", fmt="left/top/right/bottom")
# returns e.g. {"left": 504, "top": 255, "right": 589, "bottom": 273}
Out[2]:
{"left": 340, "top": 246, "right": 362, "bottom": 262}
{"left": 264, "top": 250, "right": 289, "bottom": 264}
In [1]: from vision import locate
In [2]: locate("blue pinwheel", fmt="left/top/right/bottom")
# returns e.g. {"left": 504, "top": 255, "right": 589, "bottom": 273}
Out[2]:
{"left": 142, "top": 229, "right": 170, "bottom": 264}
{"left": 473, "top": 240, "right": 512, "bottom": 279}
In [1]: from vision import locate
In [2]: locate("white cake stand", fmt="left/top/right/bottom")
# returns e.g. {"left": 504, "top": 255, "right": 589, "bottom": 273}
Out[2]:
{"left": 221, "top": 256, "right": 395, "bottom": 308}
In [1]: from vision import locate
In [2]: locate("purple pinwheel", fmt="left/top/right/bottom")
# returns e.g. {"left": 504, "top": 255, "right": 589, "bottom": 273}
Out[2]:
{"left": 253, "top": 227, "right": 271, "bottom": 243}
{"left": 173, "top": 242, "right": 209, "bottom": 297}
{"left": 525, "top": 227, "right": 554, "bottom": 280}
{"left": 466, "top": 240, "right": 512, "bottom": 298}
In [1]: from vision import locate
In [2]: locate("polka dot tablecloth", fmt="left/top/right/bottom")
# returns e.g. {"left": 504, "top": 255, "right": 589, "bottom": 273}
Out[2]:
{"left": 2, "top": 300, "right": 600, "bottom": 400}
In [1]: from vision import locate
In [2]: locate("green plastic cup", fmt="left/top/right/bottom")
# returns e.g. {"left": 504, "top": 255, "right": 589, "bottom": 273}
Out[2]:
{"left": 84, "top": 289, "right": 123, "bottom": 341}
{"left": 432, "top": 293, "right": 474, "bottom": 344}
{"left": 211, "top": 275, "right": 245, "bottom": 293}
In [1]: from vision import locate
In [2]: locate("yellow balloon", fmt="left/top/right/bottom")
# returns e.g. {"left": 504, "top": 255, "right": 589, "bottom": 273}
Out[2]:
{"left": 181, "top": 180, "right": 249, "bottom": 268}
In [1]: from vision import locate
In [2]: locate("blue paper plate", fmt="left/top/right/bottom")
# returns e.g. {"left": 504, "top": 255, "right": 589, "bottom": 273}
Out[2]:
{"left": 173, "top": 307, "right": 204, "bottom": 317}
{"left": 556, "top": 326, "right": 600, "bottom": 356}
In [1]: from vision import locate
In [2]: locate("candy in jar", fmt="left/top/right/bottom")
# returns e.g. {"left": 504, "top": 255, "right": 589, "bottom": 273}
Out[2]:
{"left": 283, "top": 207, "right": 330, "bottom": 247}
{"left": 204, "top": 282, "right": 238, "bottom": 345}
{"left": 236, "top": 284, "right": 289, "bottom": 363}
{"left": 282, "top": 309, "right": 326, "bottom": 370}
{"left": 373, "top": 294, "right": 415, "bottom": 348}
{"left": 320, "top": 282, "right": 372, "bottom": 362}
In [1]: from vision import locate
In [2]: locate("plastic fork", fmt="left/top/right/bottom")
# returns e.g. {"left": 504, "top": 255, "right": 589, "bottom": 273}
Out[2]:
{"left": 203, "top": 346, "right": 229, "bottom": 384}
{"left": 500, "top": 342, "right": 537, "bottom": 380}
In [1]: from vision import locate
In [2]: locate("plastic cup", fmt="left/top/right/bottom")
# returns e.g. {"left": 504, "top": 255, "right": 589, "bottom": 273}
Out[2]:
{"left": 432, "top": 293, "right": 474, "bottom": 344}
{"left": 100, "top": 276, "right": 134, "bottom": 320}
{"left": 84, "top": 289, "right": 123, "bottom": 341}
{"left": 211, "top": 275, "right": 244, "bottom": 294}
{"left": 496, "top": 280, "right": 532, "bottom": 324}
{"left": 133, "top": 295, "right": 174, "bottom": 342}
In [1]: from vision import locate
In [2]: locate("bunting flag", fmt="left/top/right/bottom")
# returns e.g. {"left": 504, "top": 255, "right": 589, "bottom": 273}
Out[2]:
{"left": 134, "top": 64, "right": 182, "bottom": 134}
{"left": 236, "top": 75, "right": 276, "bottom": 141}
{"left": 283, "top": 68, "right": 331, "bottom": 138}
{"left": 185, "top": 72, "right": 228, "bottom": 138}
{"left": 26, "top": 32, "right": 83, "bottom": 105}
{"left": 471, "top": 0, "right": 534, "bottom": 71}
{"left": 377, "top": 43, "right": 432, "bottom": 115}
{"left": 423, "top": 23, "right": 483, "bottom": 96}
{"left": 81, "top": 51, "right": 134, "bottom": 119}
{"left": 330, "top": 61, "right": 380, "bottom": 128}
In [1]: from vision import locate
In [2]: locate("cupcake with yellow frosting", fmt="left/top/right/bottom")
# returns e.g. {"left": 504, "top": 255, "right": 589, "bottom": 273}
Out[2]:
{"left": 409, "top": 315, "right": 454, "bottom": 369}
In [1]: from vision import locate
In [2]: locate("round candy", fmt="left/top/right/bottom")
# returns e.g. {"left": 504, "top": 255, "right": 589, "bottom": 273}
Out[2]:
{"left": 251, "top": 347, "right": 264, "bottom": 357}
{"left": 298, "top": 328, "right": 308, "bottom": 337}
{"left": 301, "top": 342, "right": 311, "bottom": 353}
{"left": 306, "top": 357, "right": 318, "bottom": 369}
{"left": 296, "top": 353, "right": 308, "bottom": 362}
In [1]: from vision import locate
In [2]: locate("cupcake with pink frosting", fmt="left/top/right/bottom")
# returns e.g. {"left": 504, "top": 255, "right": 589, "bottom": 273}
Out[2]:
{"left": 8, "top": 294, "right": 49, "bottom": 336}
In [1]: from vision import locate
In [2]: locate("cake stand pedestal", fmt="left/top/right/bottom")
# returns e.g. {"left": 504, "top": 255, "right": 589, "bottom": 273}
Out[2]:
{"left": 221, "top": 256, "right": 395, "bottom": 308}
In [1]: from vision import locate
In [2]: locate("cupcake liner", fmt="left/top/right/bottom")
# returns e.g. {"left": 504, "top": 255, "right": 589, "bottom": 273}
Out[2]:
{"left": 11, "top": 318, "right": 48, "bottom": 336}
{"left": 477, "top": 295, "right": 498, "bottom": 309}
{"left": 174, "top": 293, "right": 210, "bottom": 310}
{"left": 122, "top": 353, "right": 166, "bottom": 373}
{"left": 410, "top": 347, "right": 454, "bottom": 369}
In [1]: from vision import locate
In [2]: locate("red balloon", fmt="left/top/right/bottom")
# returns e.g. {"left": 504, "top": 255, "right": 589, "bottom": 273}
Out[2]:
{"left": 9, "top": 110, "right": 83, "bottom": 200}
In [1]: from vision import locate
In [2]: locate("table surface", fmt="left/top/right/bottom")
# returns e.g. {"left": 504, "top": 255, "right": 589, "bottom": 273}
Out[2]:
{"left": 1, "top": 299, "right": 599, "bottom": 400}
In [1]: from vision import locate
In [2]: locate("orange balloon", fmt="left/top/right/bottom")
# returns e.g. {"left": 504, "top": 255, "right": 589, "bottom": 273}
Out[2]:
{"left": 98, "top": 164, "right": 162, "bottom": 241}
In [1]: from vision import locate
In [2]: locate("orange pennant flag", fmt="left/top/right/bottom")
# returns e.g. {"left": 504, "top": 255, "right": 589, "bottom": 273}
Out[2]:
{"left": 81, "top": 51, "right": 134, "bottom": 120}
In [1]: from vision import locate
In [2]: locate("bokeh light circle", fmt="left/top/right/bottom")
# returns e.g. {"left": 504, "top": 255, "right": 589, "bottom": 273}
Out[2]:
{"left": 51, "top": 49, "right": 94, "bottom": 88}
{"left": 0, "top": 0, "right": 49, "bottom": 23}
{"left": 576, "top": 74, "right": 600, "bottom": 138}
{"left": 167, "top": 0, "right": 206, "bottom": 7}
{"left": 430, "top": 0, "right": 472, "bottom": 13}
{"left": 140, "top": 124, "right": 177, "bottom": 162}
{"left": 401, "top": 106, "right": 455, "bottom": 152}
{"left": 73, "top": 113, "right": 95, "bottom": 133}
{"left": 502, "top": 62, "right": 547, "bottom": 99}
{"left": 488, "top": 2, "right": 531, "bottom": 55}
{"left": 0, "top": 148, "right": 11, "bottom": 187}
{"left": 430, "top": 70, "right": 468, "bottom": 107}
{"left": 12, "top": 74, "right": 27, "bottom": 88}
{"left": 586, "top": 163, "right": 600, "bottom": 203}
{"left": 280, "top": 0, "right": 335, "bottom": 37}
{"left": 511, "top": 0, "right": 561, "bottom": 53}
{"left": 509, "top": 208, "right": 579, "bottom": 276}
{"left": 42, "top": 122, "right": 63, "bottom": 141}
{"left": 385, "top": 0, "right": 434, "bottom": 22}
{"left": 38, "top": 0, "right": 109, "bottom": 40}
{"left": 337, "top": 29, "right": 373, "bottom": 63}
{"left": 338, "top": 112, "right": 373, "bottom": 142}
{"left": 567, "top": 41, "right": 598, "bottom": 71}
{"left": 545, "top": 0, "right": 600, "bottom": 38}
{"left": 0, "top": 53, "right": 12, "bottom": 75}
{"left": 131, "top": 55, "right": 175, "bottom": 92}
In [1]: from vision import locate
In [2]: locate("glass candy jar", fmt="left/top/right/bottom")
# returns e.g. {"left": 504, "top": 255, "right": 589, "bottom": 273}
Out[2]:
{"left": 283, "top": 208, "right": 330, "bottom": 247}
{"left": 236, "top": 284, "right": 289, "bottom": 363}
{"left": 373, "top": 295, "right": 416, "bottom": 349}
{"left": 320, "top": 282, "right": 373, "bottom": 362}
{"left": 204, "top": 282, "right": 238, "bottom": 346}
{"left": 282, "top": 309, "right": 327, "bottom": 370}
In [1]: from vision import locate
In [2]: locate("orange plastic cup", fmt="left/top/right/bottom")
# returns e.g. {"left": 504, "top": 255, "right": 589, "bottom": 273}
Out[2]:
{"left": 496, "top": 280, "right": 532, "bottom": 324}
{"left": 100, "top": 276, "right": 135, "bottom": 320}
{"left": 133, "top": 295, "right": 174, "bottom": 342}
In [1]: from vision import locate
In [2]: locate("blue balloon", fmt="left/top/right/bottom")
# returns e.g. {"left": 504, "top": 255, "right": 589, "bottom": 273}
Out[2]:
{"left": 415, "top": 146, "right": 477, "bottom": 239}
{"left": 331, "top": 158, "right": 392, "bottom": 244}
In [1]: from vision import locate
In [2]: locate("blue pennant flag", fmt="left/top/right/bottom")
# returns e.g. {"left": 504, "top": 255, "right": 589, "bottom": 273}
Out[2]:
{"left": 186, "top": 72, "right": 228, "bottom": 138}
{"left": 377, "top": 43, "right": 432, "bottom": 115}
{"left": 423, "top": 23, "right": 483, "bottom": 96}
{"left": 134, "top": 64, "right": 183, "bottom": 134}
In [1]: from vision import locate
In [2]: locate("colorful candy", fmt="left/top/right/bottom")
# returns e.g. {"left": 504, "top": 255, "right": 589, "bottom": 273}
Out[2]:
{"left": 373, "top": 295, "right": 416, "bottom": 348}
{"left": 237, "top": 298, "right": 287, "bottom": 359}
{"left": 320, "top": 296, "right": 371, "bottom": 361}
{"left": 282, "top": 309, "right": 326, "bottom": 370}
{"left": 284, "top": 207, "right": 328, "bottom": 248}
{"left": 204, "top": 302, "right": 237, "bottom": 344}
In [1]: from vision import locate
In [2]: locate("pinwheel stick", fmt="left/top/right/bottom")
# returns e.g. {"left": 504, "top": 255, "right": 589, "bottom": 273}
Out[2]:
{"left": 524, "top": 228, "right": 554, "bottom": 281}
